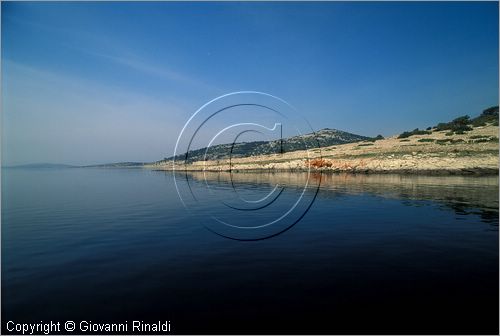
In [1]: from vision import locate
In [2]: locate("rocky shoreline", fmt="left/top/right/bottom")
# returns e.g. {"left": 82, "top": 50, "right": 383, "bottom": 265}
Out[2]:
{"left": 149, "top": 124, "right": 499, "bottom": 176}
{"left": 158, "top": 167, "right": 499, "bottom": 175}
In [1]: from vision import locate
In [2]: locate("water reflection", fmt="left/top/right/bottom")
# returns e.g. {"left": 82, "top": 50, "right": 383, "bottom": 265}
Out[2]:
{"left": 3, "top": 168, "right": 498, "bottom": 334}
{"left": 182, "top": 171, "right": 499, "bottom": 225}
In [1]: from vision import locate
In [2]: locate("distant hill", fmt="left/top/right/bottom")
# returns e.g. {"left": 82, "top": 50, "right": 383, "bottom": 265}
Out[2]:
{"left": 5, "top": 163, "right": 76, "bottom": 169}
{"left": 5, "top": 162, "right": 147, "bottom": 169}
{"left": 160, "top": 128, "right": 370, "bottom": 164}
{"left": 83, "top": 162, "right": 146, "bottom": 168}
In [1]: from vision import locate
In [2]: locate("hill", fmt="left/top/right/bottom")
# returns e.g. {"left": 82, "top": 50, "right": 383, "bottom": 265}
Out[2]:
{"left": 151, "top": 106, "right": 499, "bottom": 174}
{"left": 158, "top": 128, "right": 370, "bottom": 164}
{"left": 83, "top": 162, "right": 146, "bottom": 168}
{"left": 5, "top": 163, "right": 77, "bottom": 169}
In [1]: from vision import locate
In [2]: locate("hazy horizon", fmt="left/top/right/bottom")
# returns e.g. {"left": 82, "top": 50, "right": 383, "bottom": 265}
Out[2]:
{"left": 2, "top": 2, "right": 498, "bottom": 166}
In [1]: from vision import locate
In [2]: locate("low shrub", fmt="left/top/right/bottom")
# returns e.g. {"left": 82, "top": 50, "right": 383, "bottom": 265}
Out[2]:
{"left": 472, "top": 137, "right": 499, "bottom": 143}
{"left": 455, "top": 125, "right": 472, "bottom": 133}
{"left": 398, "top": 132, "right": 412, "bottom": 139}
{"left": 471, "top": 106, "right": 499, "bottom": 127}
{"left": 435, "top": 115, "right": 472, "bottom": 133}
{"left": 436, "top": 139, "right": 465, "bottom": 145}
{"left": 398, "top": 128, "right": 431, "bottom": 139}
{"left": 418, "top": 138, "right": 435, "bottom": 142}
{"left": 366, "top": 135, "right": 384, "bottom": 142}
{"left": 471, "top": 119, "right": 486, "bottom": 127}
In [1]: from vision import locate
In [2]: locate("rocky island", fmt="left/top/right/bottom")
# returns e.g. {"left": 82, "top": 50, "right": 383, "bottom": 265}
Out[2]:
{"left": 150, "top": 107, "right": 499, "bottom": 175}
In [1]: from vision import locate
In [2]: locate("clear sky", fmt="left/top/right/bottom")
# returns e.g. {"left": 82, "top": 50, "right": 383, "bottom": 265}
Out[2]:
{"left": 2, "top": 2, "right": 498, "bottom": 165}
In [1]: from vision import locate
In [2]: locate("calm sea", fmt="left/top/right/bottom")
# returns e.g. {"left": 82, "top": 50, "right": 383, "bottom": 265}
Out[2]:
{"left": 2, "top": 168, "right": 498, "bottom": 334}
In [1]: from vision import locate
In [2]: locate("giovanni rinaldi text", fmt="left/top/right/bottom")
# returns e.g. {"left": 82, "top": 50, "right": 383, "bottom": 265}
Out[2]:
{"left": 6, "top": 320, "right": 171, "bottom": 334}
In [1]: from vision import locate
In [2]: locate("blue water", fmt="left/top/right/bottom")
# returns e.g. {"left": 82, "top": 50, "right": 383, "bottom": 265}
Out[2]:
{"left": 2, "top": 168, "right": 498, "bottom": 334}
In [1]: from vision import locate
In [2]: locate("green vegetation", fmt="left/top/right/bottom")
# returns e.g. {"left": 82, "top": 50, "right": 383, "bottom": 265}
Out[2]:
{"left": 365, "top": 134, "right": 384, "bottom": 142}
{"left": 470, "top": 137, "right": 499, "bottom": 144}
{"left": 471, "top": 138, "right": 490, "bottom": 143}
{"left": 398, "top": 128, "right": 431, "bottom": 139}
{"left": 436, "top": 139, "right": 465, "bottom": 145}
{"left": 470, "top": 106, "right": 499, "bottom": 127}
{"left": 435, "top": 115, "right": 472, "bottom": 134}
{"left": 162, "top": 106, "right": 499, "bottom": 168}
{"left": 446, "top": 149, "right": 499, "bottom": 157}
{"left": 433, "top": 106, "right": 498, "bottom": 135}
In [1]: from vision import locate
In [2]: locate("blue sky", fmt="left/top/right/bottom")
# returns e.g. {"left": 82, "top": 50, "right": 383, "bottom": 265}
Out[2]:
{"left": 2, "top": 2, "right": 498, "bottom": 165}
